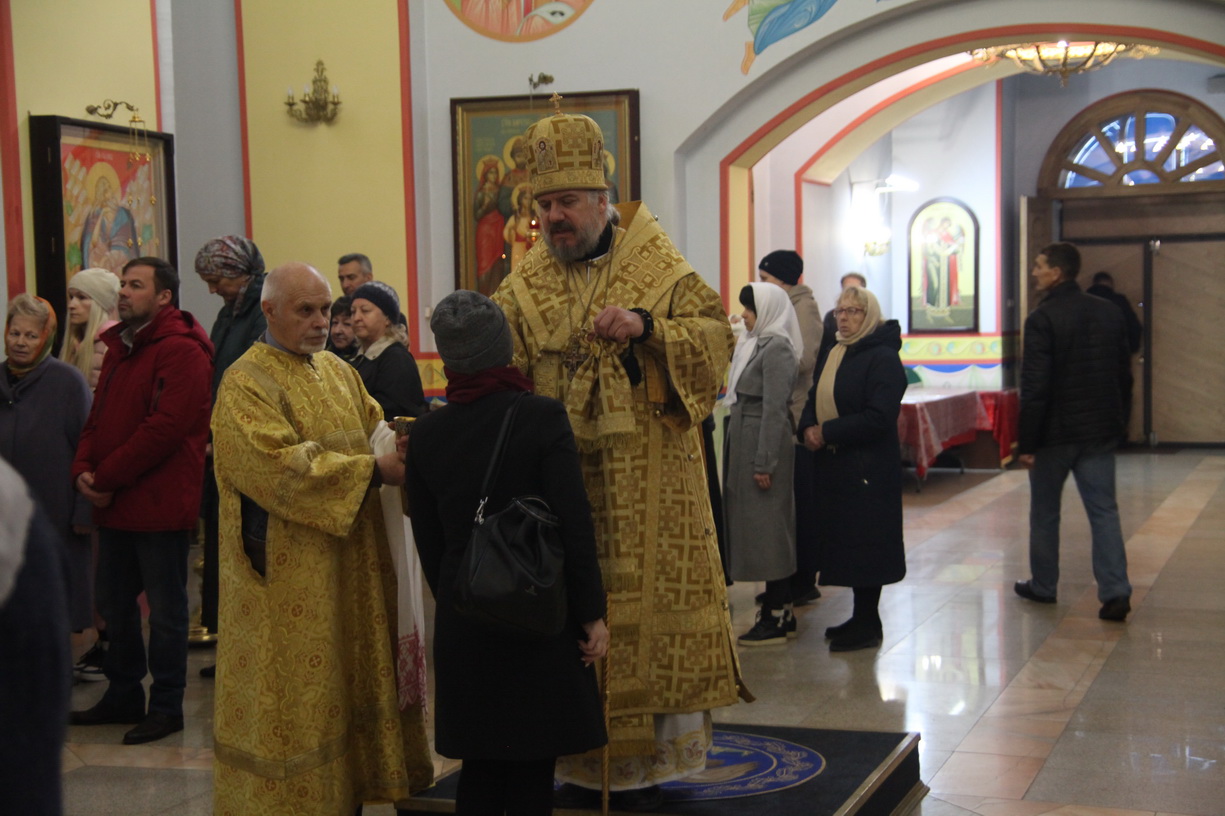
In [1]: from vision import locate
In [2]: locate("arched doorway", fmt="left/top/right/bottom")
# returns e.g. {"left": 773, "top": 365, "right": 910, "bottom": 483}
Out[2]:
{"left": 1034, "top": 90, "right": 1225, "bottom": 444}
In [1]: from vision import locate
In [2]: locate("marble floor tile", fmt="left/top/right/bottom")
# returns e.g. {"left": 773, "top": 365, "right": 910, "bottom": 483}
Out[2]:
{"left": 1026, "top": 765, "right": 1224, "bottom": 816}
{"left": 1067, "top": 697, "right": 1225, "bottom": 742}
{"left": 54, "top": 453, "right": 1225, "bottom": 815}
{"left": 913, "top": 794, "right": 982, "bottom": 815}
{"left": 928, "top": 751, "right": 1045, "bottom": 799}
{"left": 62, "top": 766, "right": 212, "bottom": 816}
{"left": 956, "top": 719, "right": 1059, "bottom": 759}
{"left": 1043, "top": 730, "right": 1225, "bottom": 779}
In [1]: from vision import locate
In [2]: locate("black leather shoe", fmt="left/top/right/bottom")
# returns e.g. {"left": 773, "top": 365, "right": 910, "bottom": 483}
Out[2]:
{"left": 200, "top": 664, "right": 216, "bottom": 678}
{"left": 69, "top": 701, "right": 144, "bottom": 726}
{"left": 829, "top": 622, "right": 883, "bottom": 652}
{"left": 1099, "top": 596, "right": 1131, "bottom": 621}
{"left": 824, "top": 618, "right": 853, "bottom": 640}
{"left": 793, "top": 587, "right": 821, "bottom": 606}
{"left": 123, "top": 711, "right": 184, "bottom": 745}
{"left": 1014, "top": 580, "right": 1056, "bottom": 604}
{"left": 613, "top": 785, "right": 664, "bottom": 812}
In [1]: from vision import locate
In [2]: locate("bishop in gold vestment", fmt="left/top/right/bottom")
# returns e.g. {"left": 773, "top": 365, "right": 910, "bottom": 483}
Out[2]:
{"left": 211, "top": 263, "right": 431, "bottom": 815}
{"left": 494, "top": 109, "right": 743, "bottom": 794}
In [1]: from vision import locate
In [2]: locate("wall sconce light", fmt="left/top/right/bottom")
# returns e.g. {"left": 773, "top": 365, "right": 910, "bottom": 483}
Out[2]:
{"left": 84, "top": 98, "right": 152, "bottom": 169}
{"left": 286, "top": 60, "right": 341, "bottom": 124}
{"left": 874, "top": 174, "right": 919, "bottom": 194}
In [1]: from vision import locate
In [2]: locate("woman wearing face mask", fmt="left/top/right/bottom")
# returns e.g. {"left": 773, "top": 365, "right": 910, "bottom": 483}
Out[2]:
{"left": 724, "top": 283, "right": 802, "bottom": 645}
{"left": 797, "top": 286, "right": 907, "bottom": 652}
{"left": 58, "top": 268, "right": 120, "bottom": 391}
{"left": 350, "top": 281, "right": 427, "bottom": 420}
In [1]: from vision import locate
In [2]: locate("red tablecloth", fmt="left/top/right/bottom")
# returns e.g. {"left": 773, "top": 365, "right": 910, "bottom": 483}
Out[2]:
{"left": 976, "top": 388, "right": 1019, "bottom": 464}
{"left": 898, "top": 389, "right": 988, "bottom": 478}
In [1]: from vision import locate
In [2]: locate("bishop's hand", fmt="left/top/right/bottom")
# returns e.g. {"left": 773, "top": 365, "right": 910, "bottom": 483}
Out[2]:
{"left": 589, "top": 306, "right": 645, "bottom": 345}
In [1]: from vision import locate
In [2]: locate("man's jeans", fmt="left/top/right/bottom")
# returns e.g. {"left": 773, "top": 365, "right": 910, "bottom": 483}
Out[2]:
{"left": 1028, "top": 440, "right": 1132, "bottom": 603}
{"left": 95, "top": 528, "right": 190, "bottom": 717}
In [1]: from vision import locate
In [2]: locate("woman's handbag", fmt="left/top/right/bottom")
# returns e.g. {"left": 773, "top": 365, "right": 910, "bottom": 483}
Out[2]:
{"left": 453, "top": 393, "right": 568, "bottom": 638}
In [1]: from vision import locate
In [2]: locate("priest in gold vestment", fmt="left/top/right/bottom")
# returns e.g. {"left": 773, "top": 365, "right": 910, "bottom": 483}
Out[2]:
{"left": 494, "top": 107, "right": 745, "bottom": 808}
{"left": 211, "top": 263, "right": 432, "bottom": 815}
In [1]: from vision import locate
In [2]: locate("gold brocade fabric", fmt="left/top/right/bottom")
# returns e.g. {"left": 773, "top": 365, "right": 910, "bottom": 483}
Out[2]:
{"left": 494, "top": 201, "right": 742, "bottom": 760}
{"left": 210, "top": 344, "right": 433, "bottom": 815}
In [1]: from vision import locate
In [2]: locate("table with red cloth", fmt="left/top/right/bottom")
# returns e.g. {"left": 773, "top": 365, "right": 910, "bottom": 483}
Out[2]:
{"left": 898, "top": 388, "right": 987, "bottom": 478}
{"left": 898, "top": 387, "right": 1020, "bottom": 478}
{"left": 976, "top": 388, "right": 1019, "bottom": 465}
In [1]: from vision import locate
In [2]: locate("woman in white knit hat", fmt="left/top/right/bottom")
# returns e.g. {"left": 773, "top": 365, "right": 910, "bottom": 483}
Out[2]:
{"left": 58, "top": 267, "right": 120, "bottom": 390}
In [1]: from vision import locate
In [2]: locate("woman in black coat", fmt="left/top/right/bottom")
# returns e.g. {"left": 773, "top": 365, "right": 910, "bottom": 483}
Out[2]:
{"left": 350, "top": 281, "right": 427, "bottom": 419}
{"left": 405, "top": 290, "right": 608, "bottom": 816}
{"left": 797, "top": 285, "right": 907, "bottom": 652}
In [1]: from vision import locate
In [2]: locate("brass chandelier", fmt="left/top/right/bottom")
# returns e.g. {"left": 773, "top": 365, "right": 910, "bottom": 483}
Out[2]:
{"left": 972, "top": 41, "right": 1160, "bottom": 87}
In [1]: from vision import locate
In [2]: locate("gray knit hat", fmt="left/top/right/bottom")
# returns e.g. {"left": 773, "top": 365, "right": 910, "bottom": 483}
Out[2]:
{"left": 430, "top": 290, "right": 513, "bottom": 374}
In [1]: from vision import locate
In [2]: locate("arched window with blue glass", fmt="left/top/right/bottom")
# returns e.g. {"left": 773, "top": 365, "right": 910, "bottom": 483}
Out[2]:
{"left": 1039, "top": 91, "right": 1225, "bottom": 196}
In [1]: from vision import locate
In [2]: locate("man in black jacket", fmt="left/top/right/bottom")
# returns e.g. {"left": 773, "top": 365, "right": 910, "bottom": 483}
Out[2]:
{"left": 1015, "top": 242, "right": 1133, "bottom": 622}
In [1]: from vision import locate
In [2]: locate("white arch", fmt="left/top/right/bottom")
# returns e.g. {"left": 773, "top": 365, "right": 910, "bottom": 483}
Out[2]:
{"left": 671, "top": 0, "right": 1225, "bottom": 300}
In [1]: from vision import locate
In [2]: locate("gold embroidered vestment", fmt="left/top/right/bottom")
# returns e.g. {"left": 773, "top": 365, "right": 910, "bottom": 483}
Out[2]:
{"left": 210, "top": 343, "right": 432, "bottom": 815}
{"left": 494, "top": 201, "right": 742, "bottom": 757}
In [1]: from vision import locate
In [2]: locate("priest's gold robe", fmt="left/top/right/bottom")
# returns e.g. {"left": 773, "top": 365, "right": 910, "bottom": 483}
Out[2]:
{"left": 210, "top": 342, "right": 432, "bottom": 815}
{"left": 494, "top": 201, "right": 744, "bottom": 783}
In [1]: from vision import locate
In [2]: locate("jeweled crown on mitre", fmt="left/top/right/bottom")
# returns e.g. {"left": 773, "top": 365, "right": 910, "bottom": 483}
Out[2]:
{"left": 523, "top": 108, "right": 607, "bottom": 196}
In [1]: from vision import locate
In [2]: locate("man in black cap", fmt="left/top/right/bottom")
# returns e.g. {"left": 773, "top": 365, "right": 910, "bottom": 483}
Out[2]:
{"left": 757, "top": 250, "right": 824, "bottom": 607}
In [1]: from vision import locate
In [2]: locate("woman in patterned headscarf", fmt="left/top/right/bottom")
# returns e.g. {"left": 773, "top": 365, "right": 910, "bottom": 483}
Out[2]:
{"left": 195, "top": 235, "right": 267, "bottom": 677}
{"left": 195, "top": 235, "right": 267, "bottom": 395}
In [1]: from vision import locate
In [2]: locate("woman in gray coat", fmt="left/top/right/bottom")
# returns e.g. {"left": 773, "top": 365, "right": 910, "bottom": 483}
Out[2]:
{"left": 724, "top": 283, "right": 802, "bottom": 645}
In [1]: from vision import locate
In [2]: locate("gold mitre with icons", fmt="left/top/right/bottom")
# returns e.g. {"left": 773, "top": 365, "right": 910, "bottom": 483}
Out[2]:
{"left": 523, "top": 94, "right": 607, "bottom": 196}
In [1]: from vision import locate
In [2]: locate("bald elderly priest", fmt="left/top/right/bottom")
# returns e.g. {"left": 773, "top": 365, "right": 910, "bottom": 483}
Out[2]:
{"left": 210, "top": 262, "right": 431, "bottom": 815}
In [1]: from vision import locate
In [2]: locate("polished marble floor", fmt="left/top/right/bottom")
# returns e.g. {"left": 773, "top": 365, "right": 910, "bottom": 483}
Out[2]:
{"left": 62, "top": 450, "right": 1225, "bottom": 815}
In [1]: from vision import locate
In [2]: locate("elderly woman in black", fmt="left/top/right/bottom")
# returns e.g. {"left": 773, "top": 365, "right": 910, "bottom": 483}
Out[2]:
{"left": 797, "top": 286, "right": 907, "bottom": 652}
{"left": 350, "top": 280, "right": 427, "bottom": 419}
{"left": 2, "top": 294, "right": 93, "bottom": 636}
{"left": 405, "top": 290, "right": 608, "bottom": 816}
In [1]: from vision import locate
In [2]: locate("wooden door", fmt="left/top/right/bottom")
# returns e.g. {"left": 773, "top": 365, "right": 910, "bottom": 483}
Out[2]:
{"left": 1151, "top": 240, "right": 1225, "bottom": 444}
{"left": 1018, "top": 196, "right": 1054, "bottom": 321}
{"left": 1076, "top": 244, "right": 1146, "bottom": 442}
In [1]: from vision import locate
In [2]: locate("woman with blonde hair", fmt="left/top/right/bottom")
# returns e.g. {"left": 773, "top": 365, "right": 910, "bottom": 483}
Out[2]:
{"left": 797, "top": 285, "right": 908, "bottom": 652}
{"left": 59, "top": 268, "right": 120, "bottom": 390}
{"left": 2, "top": 293, "right": 94, "bottom": 643}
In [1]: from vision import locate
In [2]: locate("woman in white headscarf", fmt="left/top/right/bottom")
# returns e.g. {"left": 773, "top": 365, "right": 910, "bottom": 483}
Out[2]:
{"left": 725, "top": 282, "right": 803, "bottom": 645}
{"left": 797, "top": 286, "right": 908, "bottom": 652}
{"left": 58, "top": 268, "right": 120, "bottom": 391}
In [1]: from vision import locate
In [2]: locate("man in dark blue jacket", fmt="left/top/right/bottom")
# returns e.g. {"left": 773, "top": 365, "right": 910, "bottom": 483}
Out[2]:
{"left": 1015, "top": 242, "right": 1133, "bottom": 622}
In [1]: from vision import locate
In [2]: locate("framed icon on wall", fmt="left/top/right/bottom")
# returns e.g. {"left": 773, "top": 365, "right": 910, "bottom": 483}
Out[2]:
{"left": 450, "top": 89, "right": 639, "bottom": 295}
{"left": 28, "top": 114, "right": 177, "bottom": 321}
{"left": 907, "top": 197, "right": 978, "bottom": 333}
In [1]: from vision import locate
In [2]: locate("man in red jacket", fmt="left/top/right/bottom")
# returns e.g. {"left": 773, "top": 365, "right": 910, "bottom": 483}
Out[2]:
{"left": 69, "top": 257, "right": 214, "bottom": 744}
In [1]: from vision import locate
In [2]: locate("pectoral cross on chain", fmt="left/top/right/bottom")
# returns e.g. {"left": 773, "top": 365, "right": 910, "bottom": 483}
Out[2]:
{"left": 561, "top": 334, "right": 587, "bottom": 381}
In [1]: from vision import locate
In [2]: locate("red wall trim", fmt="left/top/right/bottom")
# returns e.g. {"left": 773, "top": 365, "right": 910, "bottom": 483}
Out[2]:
{"left": 791, "top": 61, "right": 978, "bottom": 259}
{"left": 0, "top": 0, "right": 23, "bottom": 297}
{"left": 399, "top": 1, "right": 421, "bottom": 351}
{"left": 722, "top": 24, "right": 1225, "bottom": 299}
{"left": 233, "top": 0, "right": 253, "bottom": 238}
{"left": 150, "top": 0, "right": 162, "bottom": 131}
